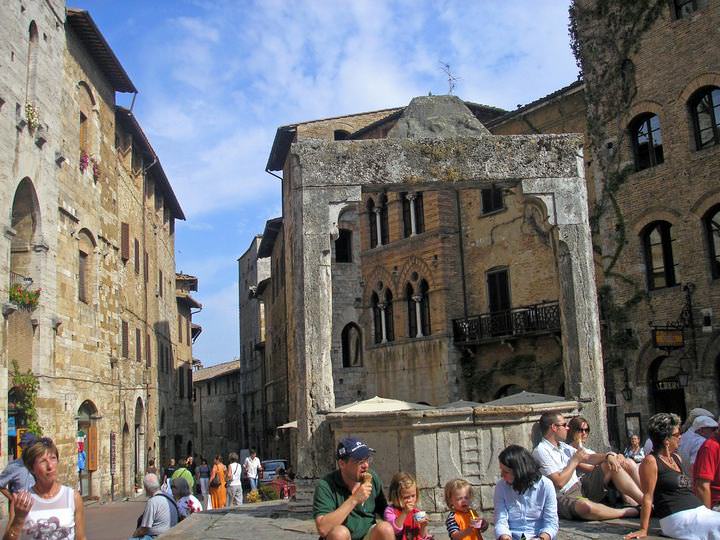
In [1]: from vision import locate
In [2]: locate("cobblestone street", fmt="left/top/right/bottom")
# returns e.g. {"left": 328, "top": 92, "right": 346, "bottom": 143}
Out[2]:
{"left": 160, "top": 500, "right": 667, "bottom": 540}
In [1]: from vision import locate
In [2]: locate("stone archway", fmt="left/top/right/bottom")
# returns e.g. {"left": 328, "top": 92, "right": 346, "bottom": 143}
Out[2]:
{"left": 284, "top": 95, "right": 607, "bottom": 481}
{"left": 649, "top": 355, "right": 687, "bottom": 419}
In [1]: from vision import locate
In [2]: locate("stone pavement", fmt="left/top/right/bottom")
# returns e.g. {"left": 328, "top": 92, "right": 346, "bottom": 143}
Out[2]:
{"left": 160, "top": 500, "right": 666, "bottom": 540}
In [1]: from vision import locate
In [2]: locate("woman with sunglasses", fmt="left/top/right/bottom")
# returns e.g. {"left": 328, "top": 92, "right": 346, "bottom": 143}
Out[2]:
{"left": 568, "top": 417, "right": 642, "bottom": 492}
{"left": 625, "top": 413, "right": 720, "bottom": 539}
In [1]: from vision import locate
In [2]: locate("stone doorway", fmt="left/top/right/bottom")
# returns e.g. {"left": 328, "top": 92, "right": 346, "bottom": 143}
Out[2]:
{"left": 650, "top": 355, "right": 687, "bottom": 420}
{"left": 77, "top": 400, "right": 98, "bottom": 498}
{"left": 134, "top": 398, "right": 145, "bottom": 488}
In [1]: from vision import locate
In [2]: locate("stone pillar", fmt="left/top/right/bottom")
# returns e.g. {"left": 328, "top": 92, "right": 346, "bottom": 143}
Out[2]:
{"left": 521, "top": 157, "right": 610, "bottom": 449}
{"left": 378, "top": 303, "right": 388, "bottom": 343}
{"left": 406, "top": 192, "right": 417, "bottom": 236}
{"left": 412, "top": 295, "right": 423, "bottom": 337}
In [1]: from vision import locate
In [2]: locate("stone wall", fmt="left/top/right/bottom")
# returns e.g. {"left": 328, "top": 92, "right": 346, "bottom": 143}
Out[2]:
{"left": 327, "top": 399, "right": 580, "bottom": 515}
{"left": 193, "top": 368, "right": 241, "bottom": 462}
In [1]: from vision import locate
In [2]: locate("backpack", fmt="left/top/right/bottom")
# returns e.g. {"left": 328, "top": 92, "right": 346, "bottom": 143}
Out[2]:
{"left": 136, "top": 492, "right": 180, "bottom": 528}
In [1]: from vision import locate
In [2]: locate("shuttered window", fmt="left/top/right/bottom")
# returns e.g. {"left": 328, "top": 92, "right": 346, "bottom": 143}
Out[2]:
{"left": 146, "top": 333, "right": 151, "bottom": 368}
{"left": 135, "top": 328, "right": 141, "bottom": 362}
{"left": 187, "top": 368, "right": 192, "bottom": 401}
{"left": 186, "top": 318, "right": 191, "bottom": 346}
{"left": 143, "top": 251, "right": 149, "bottom": 283}
{"left": 134, "top": 239, "right": 140, "bottom": 274}
{"left": 121, "top": 320, "right": 129, "bottom": 358}
{"left": 121, "top": 222, "right": 130, "bottom": 261}
{"left": 178, "top": 314, "right": 182, "bottom": 342}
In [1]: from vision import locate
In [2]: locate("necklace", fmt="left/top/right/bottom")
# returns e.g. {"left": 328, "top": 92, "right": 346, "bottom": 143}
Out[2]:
{"left": 35, "top": 482, "right": 61, "bottom": 499}
{"left": 658, "top": 453, "right": 679, "bottom": 471}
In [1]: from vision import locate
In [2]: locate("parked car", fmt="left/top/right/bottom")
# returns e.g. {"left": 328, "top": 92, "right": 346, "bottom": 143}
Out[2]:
{"left": 260, "top": 459, "right": 288, "bottom": 483}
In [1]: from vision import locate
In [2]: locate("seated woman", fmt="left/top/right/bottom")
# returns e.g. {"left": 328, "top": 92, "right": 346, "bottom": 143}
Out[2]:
{"left": 494, "top": 445, "right": 558, "bottom": 540}
{"left": 568, "top": 416, "right": 642, "bottom": 500}
{"left": 625, "top": 413, "right": 720, "bottom": 540}
{"left": 624, "top": 434, "right": 645, "bottom": 464}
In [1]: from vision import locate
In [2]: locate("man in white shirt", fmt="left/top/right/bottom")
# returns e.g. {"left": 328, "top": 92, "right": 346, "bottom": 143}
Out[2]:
{"left": 678, "top": 415, "right": 718, "bottom": 473}
{"left": 532, "top": 411, "right": 643, "bottom": 520}
{"left": 243, "top": 449, "right": 263, "bottom": 491}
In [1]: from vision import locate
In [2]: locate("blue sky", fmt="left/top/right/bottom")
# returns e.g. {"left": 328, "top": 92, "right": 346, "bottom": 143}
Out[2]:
{"left": 70, "top": 0, "right": 579, "bottom": 366}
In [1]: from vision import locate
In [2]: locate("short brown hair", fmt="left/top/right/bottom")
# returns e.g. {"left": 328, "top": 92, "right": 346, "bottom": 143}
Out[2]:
{"left": 22, "top": 438, "right": 59, "bottom": 470}
{"left": 388, "top": 472, "right": 417, "bottom": 508}
{"left": 444, "top": 478, "right": 473, "bottom": 507}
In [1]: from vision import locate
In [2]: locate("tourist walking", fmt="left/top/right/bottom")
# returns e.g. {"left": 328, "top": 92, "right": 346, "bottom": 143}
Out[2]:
{"left": 208, "top": 455, "right": 227, "bottom": 510}
{"left": 494, "top": 445, "right": 558, "bottom": 540}
{"left": 3, "top": 437, "right": 86, "bottom": 540}
{"left": 243, "top": 449, "right": 263, "bottom": 492}
{"left": 227, "top": 453, "right": 243, "bottom": 506}
{"left": 196, "top": 458, "right": 211, "bottom": 509}
{"left": 625, "top": 413, "right": 720, "bottom": 540}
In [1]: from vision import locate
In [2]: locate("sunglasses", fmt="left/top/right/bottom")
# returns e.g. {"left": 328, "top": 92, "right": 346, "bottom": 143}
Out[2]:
{"left": 578, "top": 428, "right": 590, "bottom": 433}
{"left": 554, "top": 422, "right": 568, "bottom": 428}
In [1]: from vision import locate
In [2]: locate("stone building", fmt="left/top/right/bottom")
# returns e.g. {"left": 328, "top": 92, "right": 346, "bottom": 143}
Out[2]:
{"left": 0, "top": 4, "right": 196, "bottom": 501}
{"left": 570, "top": 0, "right": 720, "bottom": 442}
{"left": 192, "top": 360, "right": 241, "bottom": 462}
{"left": 237, "top": 235, "right": 270, "bottom": 453}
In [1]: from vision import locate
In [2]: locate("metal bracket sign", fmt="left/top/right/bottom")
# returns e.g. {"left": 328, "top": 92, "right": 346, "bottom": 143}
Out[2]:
{"left": 652, "top": 327, "right": 684, "bottom": 351}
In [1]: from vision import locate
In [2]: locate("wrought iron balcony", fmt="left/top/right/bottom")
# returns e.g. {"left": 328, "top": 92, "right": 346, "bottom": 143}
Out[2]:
{"left": 453, "top": 301, "right": 561, "bottom": 345}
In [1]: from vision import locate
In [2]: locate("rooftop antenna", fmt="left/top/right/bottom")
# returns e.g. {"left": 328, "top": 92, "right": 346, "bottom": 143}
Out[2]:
{"left": 439, "top": 62, "right": 460, "bottom": 95}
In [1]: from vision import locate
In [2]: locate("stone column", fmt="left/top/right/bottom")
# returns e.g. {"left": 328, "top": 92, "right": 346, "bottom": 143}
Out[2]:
{"left": 412, "top": 295, "right": 423, "bottom": 337}
{"left": 378, "top": 302, "right": 388, "bottom": 343}
{"left": 406, "top": 192, "right": 417, "bottom": 236}
{"left": 373, "top": 207, "right": 383, "bottom": 246}
{"left": 521, "top": 158, "right": 610, "bottom": 449}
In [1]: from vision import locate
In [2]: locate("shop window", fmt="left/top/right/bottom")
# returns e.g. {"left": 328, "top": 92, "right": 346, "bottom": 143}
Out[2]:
{"left": 335, "top": 229, "right": 352, "bottom": 262}
{"left": 630, "top": 113, "right": 664, "bottom": 170}
{"left": 689, "top": 86, "right": 720, "bottom": 150}
{"left": 641, "top": 221, "right": 677, "bottom": 290}
{"left": 703, "top": 204, "right": 720, "bottom": 279}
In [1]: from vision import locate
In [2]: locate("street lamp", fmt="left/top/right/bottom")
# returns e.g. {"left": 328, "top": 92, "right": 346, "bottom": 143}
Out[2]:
{"left": 677, "top": 367, "right": 690, "bottom": 388}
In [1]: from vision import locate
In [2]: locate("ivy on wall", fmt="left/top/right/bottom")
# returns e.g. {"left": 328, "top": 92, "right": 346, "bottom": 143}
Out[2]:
{"left": 569, "top": 0, "right": 665, "bottom": 366}
{"left": 10, "top": 360, "right": 43, "bottom": 436}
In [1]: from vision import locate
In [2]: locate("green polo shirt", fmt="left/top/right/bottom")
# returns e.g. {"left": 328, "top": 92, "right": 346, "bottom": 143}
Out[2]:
{"left": 313, "top": 469, "right": 387, "bottom": 540}
{"left": 171, "top": 467, "right": 195, "bottom": 490}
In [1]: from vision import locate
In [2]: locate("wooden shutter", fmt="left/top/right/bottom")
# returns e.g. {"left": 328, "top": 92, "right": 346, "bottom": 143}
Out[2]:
{"left": 186, "top": 318, "right": 191, "bottom": 346}
{"left": 134, "top": 239, "right": 140, "bottom": 274}
{"left": 121, "top": 320, "right": 129, "bottom": 357}
{"left": 146, "top": 333, "right": 151, "bottom": 368}
{"left": 87, "top": 423, "right": 98, "bottom": 471}
{"left": 120, "top": 222, "right": 130, "bottom": 261}
{"left": 178, "top": 314, "right": 182, "bottom": 342}
{"left": 143, "top": 251, "right": 149, "bottom": 283}
{"left": 136, "top": 328, "right": 141, "bottom": 362}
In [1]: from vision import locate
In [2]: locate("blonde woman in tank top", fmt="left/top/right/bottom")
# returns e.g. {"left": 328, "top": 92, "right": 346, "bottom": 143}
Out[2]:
{"left": 3, "top": 437, "right": 86, "bottom": 540}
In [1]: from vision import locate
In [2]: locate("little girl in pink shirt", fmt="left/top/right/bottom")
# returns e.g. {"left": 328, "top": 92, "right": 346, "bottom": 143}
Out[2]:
{"left": 383, "top": 472, "right": 432, "bottom": 540}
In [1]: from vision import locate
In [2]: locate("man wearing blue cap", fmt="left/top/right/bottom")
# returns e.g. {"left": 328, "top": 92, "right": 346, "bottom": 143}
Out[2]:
{"left": 0, "top": 432, "right": 37, "bottom": 505}
{"left": 313, "top": 437, "right": 394, "bottom": 540}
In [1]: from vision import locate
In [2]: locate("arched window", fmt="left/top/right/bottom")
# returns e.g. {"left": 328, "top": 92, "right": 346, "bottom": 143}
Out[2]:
{"left": 689, "top": 86, "right": 720, "bottom": 150}
{"left": 379, "top": 194, "right": 389, "bottom": 245}
{"left": 341, "top": 323, "right": 362, "bottom": 367}
{"left": 384, "top": 288, "right": 394, "bottom": 341}
{"left": 78, "top": 81, "right": 95, "bottom": 156}
{"left": 371, "top": 289, "right": 394, "bottom": 343}
{"left": 630, "top": 113, "right": 664, "bottom": 170}
{"left": 335, "top": 229, "right": 352, "bottom": 263}
{"left": 703, "top": 204, "right": 720, "bottom": 279}
{"left": 419, "top": 279, "right": 431, "bottom": 336}
{"left": 78, "top": 229, "right": 95, "bottom": 303}
{"left": 402, "top": 192, "right": 425, "bottom": 237}
{"left": 367, "top": 198, "right": 378, "bottom": 249}
{"left": 406, "top": 283, "right": 416, "bottom": 337}
{"left": 641, "top": 221, "right": 677, "bottom": 290}
{"left": 26, "top": 21, "right": 39, "bottom": 102}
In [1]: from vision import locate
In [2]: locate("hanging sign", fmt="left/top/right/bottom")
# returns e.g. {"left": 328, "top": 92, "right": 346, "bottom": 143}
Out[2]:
{"left": 652, "top": 328, "right": 684, "bottom": 350}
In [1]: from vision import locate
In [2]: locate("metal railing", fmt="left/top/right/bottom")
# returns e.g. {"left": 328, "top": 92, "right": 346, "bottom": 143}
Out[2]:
{"left": 9, "top": 271, "right": 32, "bottom": 288}
{"left": 453, "top": 301, "right": 561, "bottom": 344}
